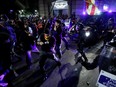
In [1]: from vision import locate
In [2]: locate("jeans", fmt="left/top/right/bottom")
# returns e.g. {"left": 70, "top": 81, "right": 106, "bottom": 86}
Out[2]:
{"left": 55, "top": 44, "right": 62, "bottom": 58}
{"left": 39, "top": 51, "right": 59, "bottom": 73}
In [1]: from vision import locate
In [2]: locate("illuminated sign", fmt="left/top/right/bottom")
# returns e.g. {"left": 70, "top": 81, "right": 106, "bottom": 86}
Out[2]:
{"left": 53, "top": 1, "right": 68, "bottom": 10}
{"left": 96, "top": 70, "right": 116, "bottom": 87}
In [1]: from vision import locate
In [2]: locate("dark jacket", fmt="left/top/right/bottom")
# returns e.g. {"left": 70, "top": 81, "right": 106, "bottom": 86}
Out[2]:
{"left": 82, "top": 45, "right": 116, "bottom": 75}
{"left": 40, "top": 33, "right": 56, "bottom": 52}
{"left": 52, "top": 26, "right": 62, "bottom": 45}
{"left": 0, "top": 32, "right": 12, "bottom": 75}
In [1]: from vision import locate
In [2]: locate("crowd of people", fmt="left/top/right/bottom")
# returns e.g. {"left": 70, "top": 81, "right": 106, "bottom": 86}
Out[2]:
{"left": 0, "top": 13, "right": 116, "bottom": 86}
{"left": 0, "top": 14, "right": 69, "bottom": 86}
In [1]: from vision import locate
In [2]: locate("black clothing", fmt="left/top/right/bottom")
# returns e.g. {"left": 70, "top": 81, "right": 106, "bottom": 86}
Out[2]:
{"left": 0, "top": 32, "right": 13, "bottom": 87}
{"left": 39, "top": 33, "right": 58, "bottom": 75}
{"left": 52, "top": 26, "right": 62, "bottom": 45}
{"left": 103, "top": 23, "right": 115, "bottom": 45}
{"left": 21, "top": 27, "right": 34, "bottom": 67}
{"left": 82, "top": 56, "right": 116, "bottom": 75}
{"left": 0, "top": 25, "right": 10, "bottom": 35}
{"left": 81, "top": 45, "right": 116, "bottom": 75}
{"left": 76, "top": 29, "right": 88, "bottom": 62}
{"left": 0, "top": 33, "right": 12, "bottom": 74}
{"left": 40, "top": 33, "right": 56, "bottom": 52}
{"left": 22, "top": 29, "right": 34, "bottom": 51}
{"left": 52, "top": 26, "right": 62, "bottom": 58}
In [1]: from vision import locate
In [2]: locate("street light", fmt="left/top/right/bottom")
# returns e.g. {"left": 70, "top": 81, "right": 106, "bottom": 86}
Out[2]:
{"left": 103, "top": 4, "right": 109, "bottom": 11}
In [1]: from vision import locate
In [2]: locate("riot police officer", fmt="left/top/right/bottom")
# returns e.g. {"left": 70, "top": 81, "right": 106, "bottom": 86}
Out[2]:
{"left": 103, "top": 18, "right": 115, "bottom": 47}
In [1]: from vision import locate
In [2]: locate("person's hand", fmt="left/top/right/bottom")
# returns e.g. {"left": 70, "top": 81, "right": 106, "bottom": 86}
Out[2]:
{"left": 39, "top": 42, "right": 44, "bottom": 45}
{"left": 112, "top": 30, "right": 115, "bottom": 33}
{"left": 37, "top": 42, "right": 44, "bottom": 45}
{"left": 28, "top": 34, "right": 31, "bottom": 36}
{"left": 0, "top": 74, "right": 5, "bottom": 81}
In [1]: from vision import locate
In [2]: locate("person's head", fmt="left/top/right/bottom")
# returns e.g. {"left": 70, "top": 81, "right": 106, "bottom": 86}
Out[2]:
{"left": 108, "top": 18, "right": 114, "bottom": 24}
{"left": 78, "top": 23, "right": 84, "bottom": 30}
{"left": 55, "top": 20, "right": 61, "bottom": 27}
{"left": 8, "top": 20, "right": 15, "bottom": 26}
{"left": 44, "top": 29, "right": 50, "bottom": 40}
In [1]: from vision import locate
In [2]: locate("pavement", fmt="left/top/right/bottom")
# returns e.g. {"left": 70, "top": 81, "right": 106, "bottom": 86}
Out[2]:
{"left": 11, "top": 38, "right": 103, "bottom": 87}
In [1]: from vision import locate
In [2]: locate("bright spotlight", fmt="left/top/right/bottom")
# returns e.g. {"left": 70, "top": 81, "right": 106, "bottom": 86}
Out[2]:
{"left": 108, "top": 10, "right": 112, "bottom": 13}
{"left": 83, "top": 11, "right": 86, "bottom": 15}
{"left": 85, "top": 31, "right": 90, "bottom": 37}
{"left": 103, "top": 4, "right": 108, "bottom": 11}
{"left": 97, "top": 10, "right": 101, "bottom": 15}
